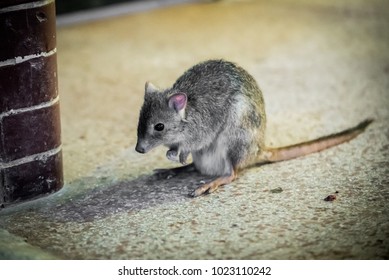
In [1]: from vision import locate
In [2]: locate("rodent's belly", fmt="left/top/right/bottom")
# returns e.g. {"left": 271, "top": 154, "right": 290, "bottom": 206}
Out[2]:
{"left": 192, "top": 147, "right": 232, "bottom": 177}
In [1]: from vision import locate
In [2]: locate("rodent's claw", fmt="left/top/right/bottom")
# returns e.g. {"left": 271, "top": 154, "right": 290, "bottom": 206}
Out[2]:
{"left": 166, "top": 149, "right": 179, "bottom": 162}
{"left": 190, "top": 173, "right": 236, "bottom": 197}
{"left": 190, "top": 185, "right": 210, "bottom": 197}
{"left": 179, "top": 151, "right": 189, "bottom": 165}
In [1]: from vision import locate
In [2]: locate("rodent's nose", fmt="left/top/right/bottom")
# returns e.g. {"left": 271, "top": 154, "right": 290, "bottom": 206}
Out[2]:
{"left": 135, "top": 143, "right": 146, "bottom": 154}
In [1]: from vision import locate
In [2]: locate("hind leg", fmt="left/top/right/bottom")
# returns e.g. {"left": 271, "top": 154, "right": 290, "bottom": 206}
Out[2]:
{"left": 190, "top": 168, "right": 237, "bottom": 197}
{"left": 154, "top": 163, "right": 196, "bottom": 179}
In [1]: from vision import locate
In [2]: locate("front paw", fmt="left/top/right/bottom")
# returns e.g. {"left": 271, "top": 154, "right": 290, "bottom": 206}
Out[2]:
{"left": 179, "top": 151, "right": 190, "bottom": 165}
{"left": 166, "top": 149, "right": 179, "bottom": 162}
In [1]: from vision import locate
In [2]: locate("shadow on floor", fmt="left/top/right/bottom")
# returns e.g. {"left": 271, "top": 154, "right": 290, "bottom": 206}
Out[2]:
{"left": 43, "top": 170, "right": 211, "bottom": 223}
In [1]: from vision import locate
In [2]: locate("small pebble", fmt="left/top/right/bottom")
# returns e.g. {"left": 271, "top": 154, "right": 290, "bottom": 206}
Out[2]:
{"left": 324, "top": 194, "right": 337, "bottom": 201}
{"left": 270, "top": 187, "right": 283, "bottom": 193}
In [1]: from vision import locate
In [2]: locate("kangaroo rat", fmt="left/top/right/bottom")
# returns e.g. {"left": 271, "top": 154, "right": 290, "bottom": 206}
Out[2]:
{"left": 135, "top": 59, "right": 372, "bottom": 197}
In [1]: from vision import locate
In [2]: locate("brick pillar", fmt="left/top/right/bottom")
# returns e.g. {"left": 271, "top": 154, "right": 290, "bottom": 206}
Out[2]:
{"left": 0, "top": 0, "right": 63, "bottom": 208}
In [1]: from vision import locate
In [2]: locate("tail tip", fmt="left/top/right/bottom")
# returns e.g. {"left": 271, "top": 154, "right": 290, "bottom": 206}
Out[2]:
{"left": 357, "top": 118, "right": 374, "bottom": 130}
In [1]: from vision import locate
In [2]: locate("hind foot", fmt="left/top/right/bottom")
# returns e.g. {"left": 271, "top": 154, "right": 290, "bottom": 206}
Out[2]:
{"left": 190, "top": 170, "right": 237, "bottom": 197}
{"left": 154, "top": 163, "right": 195, "bottom": 179}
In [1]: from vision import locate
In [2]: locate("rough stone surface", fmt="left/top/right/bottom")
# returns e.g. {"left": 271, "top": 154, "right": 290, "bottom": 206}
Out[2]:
{"left": 0, "top": 0, "right": 388, "bottom": 259}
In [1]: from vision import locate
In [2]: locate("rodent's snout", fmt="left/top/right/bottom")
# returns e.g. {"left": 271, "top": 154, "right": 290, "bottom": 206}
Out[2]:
{"left": 135, "top": 143, "right": 146, "bottom": 154}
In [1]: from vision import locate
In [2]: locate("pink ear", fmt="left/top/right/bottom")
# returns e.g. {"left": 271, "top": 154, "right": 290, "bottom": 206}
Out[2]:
{"left": 168, "top": 93, "right": 187, "bottom": 112}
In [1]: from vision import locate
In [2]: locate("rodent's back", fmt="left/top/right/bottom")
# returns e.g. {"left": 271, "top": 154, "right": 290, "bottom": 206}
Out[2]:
{"left": 172, "top": 59, "right": 265, "bottom": 122}
{"left": 173, "top": 60, "right": 252, "bottom": 96}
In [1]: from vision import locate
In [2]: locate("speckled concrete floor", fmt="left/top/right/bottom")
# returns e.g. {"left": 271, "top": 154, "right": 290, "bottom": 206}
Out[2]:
{"left": 1, "top": 0, "right": 389, "bottom": 259}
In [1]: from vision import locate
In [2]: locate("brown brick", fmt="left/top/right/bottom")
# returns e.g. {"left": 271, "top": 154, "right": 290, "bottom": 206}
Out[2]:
{"left": 0, "top": 102, "right": 61, "bottom": 162}
{"left": 0, "top": 54, "right": 58, "bottom": 113}
{"left": 1, "top": 150, "right": 63, "bottom": 207}
{"left": 0, "top": 0, "right": 63, "bottom": 208}
{"left": 0, "top": 2, "right": 56, "bottom": 61}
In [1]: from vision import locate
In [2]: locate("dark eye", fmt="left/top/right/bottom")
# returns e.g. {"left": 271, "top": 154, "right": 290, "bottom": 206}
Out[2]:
{"left": 154, "top": 123, "right": 164, "bottom": 131}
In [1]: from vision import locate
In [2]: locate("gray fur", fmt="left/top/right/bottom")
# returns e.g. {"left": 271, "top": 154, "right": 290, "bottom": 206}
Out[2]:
{"left": 135, "top": 59, "right": 372, "bottom": 197}
{"left": 136, "top": 59, "right": 266, "bottom": 177}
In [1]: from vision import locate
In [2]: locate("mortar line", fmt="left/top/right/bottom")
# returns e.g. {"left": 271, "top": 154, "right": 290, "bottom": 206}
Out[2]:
{"left": 0, "top": 48, "right": 57, "bottom": 68}
{"left": 0, "top": 0, "right": 54, "bottom": 14}
{"left": 0, "top": 117, "right": 5, "bottom": 170}
{"left": 0, "top": 145, "right": 62, "bottom": 169}
{"left": 0, "top": 95, "right": 59, "bottom": 120}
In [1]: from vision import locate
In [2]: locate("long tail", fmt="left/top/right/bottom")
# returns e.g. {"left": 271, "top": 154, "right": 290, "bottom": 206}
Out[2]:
{"left": 258, "top": 119, "right": 373, "bottom": 163}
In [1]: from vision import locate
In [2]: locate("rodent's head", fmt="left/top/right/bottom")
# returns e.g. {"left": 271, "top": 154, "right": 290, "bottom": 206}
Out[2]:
{"left": 135, "top": 82, "right": 187, "bottom": 154}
